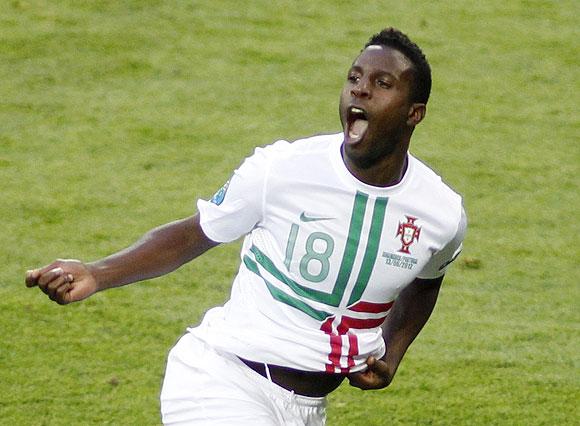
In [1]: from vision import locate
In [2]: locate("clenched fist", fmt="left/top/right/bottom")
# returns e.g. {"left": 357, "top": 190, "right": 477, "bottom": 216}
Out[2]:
{"left": 25, "top": 259, "right": 99, "bottom": 305}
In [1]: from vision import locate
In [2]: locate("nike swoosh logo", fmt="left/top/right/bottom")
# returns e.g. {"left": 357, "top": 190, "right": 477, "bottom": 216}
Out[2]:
{"left": 299, "top": 212, "right": 335, "bottom": 222}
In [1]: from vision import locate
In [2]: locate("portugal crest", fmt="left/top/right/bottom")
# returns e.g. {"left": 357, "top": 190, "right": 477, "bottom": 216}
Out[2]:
{"left": 396, "top": 215, "right": 421, "bottom": 254}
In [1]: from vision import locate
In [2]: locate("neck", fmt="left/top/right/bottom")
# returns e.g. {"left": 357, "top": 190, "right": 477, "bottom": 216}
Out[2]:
{"left": 341, "top": 143, "right": 409, "bottom": 187}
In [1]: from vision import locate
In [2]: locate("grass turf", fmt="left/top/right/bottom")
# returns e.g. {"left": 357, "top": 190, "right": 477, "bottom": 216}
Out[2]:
{"left": 1, "top": 0, "right": 578, "bottom": 424}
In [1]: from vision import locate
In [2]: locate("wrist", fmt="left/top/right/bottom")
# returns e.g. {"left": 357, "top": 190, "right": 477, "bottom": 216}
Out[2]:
{"left": 86, "top": 261, "right": 112, "bottom": 292}
{"left": 382, "top": 348, "right": 403, "bottom": 382}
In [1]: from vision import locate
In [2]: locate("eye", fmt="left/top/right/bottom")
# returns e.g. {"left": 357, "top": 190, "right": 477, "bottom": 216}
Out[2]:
{"left": 377, "top": 79, "right": 392, "bottom": 89}
{"left": 347, "top": 74, "right": 360, "bottom": 84}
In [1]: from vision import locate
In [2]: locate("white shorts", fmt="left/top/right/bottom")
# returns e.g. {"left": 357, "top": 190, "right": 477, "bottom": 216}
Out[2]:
{"left": 160, "top": 333, "right": 327, "bottom": 425}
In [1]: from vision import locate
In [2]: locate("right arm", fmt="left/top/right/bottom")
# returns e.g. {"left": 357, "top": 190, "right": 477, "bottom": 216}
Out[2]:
{"left": 25, "top": 213, "right": 218, "bottom": 305}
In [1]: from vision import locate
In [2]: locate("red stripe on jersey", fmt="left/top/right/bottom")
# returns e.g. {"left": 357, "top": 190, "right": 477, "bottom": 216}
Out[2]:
{"left": 320, "top": 317, "right": 333, "bottom": 334}
{"left": 321, "top": 318, "right": 341, "bottom": 372}
{"left": 336, "top": 320, "right": 348, "bottom": 335}
{"left": 339, "top": 315, "right": 387, "bottom": 331}
{"left": 348, "top": 300, "right": 394, "bottom": 314}
{"left": 328, "top": 334, "right": 342, "bottom": 368}
{"left": 347, "top": 333, "right": 358, "bottom": 368}
{"left": 321, "top": 316, "right": 363, "bottom": 372}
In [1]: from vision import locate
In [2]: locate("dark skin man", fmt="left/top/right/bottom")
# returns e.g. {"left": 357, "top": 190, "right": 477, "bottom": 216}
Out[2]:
{"left": 26, "top": 44, "right": 442, "bottom": 396}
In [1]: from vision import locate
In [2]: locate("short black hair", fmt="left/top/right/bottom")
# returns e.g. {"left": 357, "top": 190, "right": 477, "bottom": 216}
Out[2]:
{"left": 365, "top": 28, "right": 432, "bottom": 104}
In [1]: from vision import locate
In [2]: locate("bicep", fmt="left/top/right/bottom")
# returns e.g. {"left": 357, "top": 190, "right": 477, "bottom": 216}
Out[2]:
{"left": 380, "top": 275, "right": 445, "bottom": 364}
{"left": 386, "top": 276, "right": 444, "bottom": 324}
{"left": 412, "top": 275, "right": 444, "bottom": 293}
{"left": 402, "top": 276, "right": 443, "bottom": 306}
{"left": 157, "top": 214, "right": 219, "bottom": 265}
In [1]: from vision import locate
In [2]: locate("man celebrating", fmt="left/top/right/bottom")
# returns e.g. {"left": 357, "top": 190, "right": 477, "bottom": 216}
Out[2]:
{"left": 26, "top": 28, "right": 466, "bottom": 425}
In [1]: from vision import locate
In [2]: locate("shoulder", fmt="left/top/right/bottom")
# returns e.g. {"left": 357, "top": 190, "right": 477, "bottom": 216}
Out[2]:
{"left": 291, "top": 132, "right": 343, "bottom": 151}
{"left": 407, "top": 154, "right": 466, "bottom": 235}
{"left": 409, "top": 155, "right": 463, "bottom": 208}
{"left": 249, "top": 132, "right": 342, "bottom": 163}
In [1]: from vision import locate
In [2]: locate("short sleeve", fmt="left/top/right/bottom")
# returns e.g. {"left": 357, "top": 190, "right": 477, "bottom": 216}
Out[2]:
{"left": 417, "top": 205, "right": 467, "bottom": 279}
{"left": 197, "top": 143, "right": 286, "bottom": 243}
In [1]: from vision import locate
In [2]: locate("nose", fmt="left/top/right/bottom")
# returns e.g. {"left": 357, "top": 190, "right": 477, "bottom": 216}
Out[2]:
{"left": 351, "top": 78, "right": 371, "bottom": 99}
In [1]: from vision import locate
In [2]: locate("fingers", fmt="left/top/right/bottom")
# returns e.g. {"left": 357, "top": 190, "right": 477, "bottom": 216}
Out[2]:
{"left": 25, "top": 270, "right": 39, "bottom": 287}
{"left": 366, "top": 356, "right": 390, "bottom": 377}
{"left": 25, "top": 267, "right": 46, "bottom": 287}
{"left": 40, "top": 270, "right": 75, "bottom": 304}
{"left": 26, "top": 259, "right": 96, "bottom": 305}
{"left": 54, "top": 280, "right": 73, "bottom": 304}
{"left": 347, "top": 357, "right": 392, "bottom": 390}
{"left": 25, "top": 261, "right": 62, "bottom": 287}
{"left": 26, "top": 259, "right": 77, "bottom": 288}
{"left": 26, "top": 263, "right": 76, "bottom": 304}
{"left": 46, "top": 276, "right": 70, "bottom": 303}
{"left": 38, "top": 267, "right": 65, "bottom": 287}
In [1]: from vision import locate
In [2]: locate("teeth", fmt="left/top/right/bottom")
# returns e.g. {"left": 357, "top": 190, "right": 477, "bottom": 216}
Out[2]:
{"left": 351, "top": 107, "right": 364, "bottom": 114}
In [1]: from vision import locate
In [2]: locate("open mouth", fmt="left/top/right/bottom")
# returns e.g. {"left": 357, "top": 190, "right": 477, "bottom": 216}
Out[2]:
{"left": 346, "top": 106, "right": 369, "bottom": 144}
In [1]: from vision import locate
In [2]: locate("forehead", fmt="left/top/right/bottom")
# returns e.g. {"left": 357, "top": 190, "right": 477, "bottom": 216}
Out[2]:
{"left": 351, "top": 45, "right": 414, "bottom": 76}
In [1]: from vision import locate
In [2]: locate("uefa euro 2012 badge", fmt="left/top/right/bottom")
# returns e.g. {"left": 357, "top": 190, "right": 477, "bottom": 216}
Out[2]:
{"left": 210, "top": 179, "right": 231, "bottom": 205}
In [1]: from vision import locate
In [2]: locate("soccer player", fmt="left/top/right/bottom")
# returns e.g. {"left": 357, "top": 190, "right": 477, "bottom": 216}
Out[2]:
{"left": 26, "top": 28, "right": 466, "bottom": 425}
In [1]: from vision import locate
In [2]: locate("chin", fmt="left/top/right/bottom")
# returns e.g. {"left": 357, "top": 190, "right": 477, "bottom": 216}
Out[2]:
{"left": 343, "top": 144, "right": 376, "bottom": 169}
{"left": 344, "top": 139, "right": 398, "bottom": 170}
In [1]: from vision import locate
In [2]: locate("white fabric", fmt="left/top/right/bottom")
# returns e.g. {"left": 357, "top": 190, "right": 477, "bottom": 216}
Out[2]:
{"left": 194, "top": 133, "right": 466, "bottom": 373}
{"left": 160, "top": 333, "right": 326, "bottom": 426}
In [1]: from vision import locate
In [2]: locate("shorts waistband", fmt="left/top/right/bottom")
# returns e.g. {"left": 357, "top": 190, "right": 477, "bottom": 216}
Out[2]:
{"left": 237, "top": 356, "right": 341, "bottom": 401}
{"left": 235, "top": 357, "right": 327, "bottom": 407}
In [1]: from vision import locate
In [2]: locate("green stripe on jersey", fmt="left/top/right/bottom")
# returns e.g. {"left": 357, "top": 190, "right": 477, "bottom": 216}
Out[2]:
{"left": 249, "top": 191, "right": 368, "bottom": 307}
{"left": 332, "top": 191, "right": 368, "bottom": 304}
{"left": 347, "top": 196, "right": 388, "bottom": 305}
{"left": 244, "top": 191, "right": 380, "bottom": 316}
{"left": 243, "top": 255, "right": 332, "bottom": 321}
{"left": 251, "top": 245, "right": 336, "bottom": 303}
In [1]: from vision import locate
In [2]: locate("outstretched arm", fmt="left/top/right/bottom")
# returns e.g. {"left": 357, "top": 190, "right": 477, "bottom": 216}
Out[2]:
{"left": 25, "top": 213, "right": 218, "bottom": 305}
{"left": 348, "top": 275, "right": 443, "bottom": 390}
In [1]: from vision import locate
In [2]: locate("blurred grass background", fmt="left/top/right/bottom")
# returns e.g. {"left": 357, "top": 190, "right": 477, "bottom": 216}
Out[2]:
{"left": 1, "top": 0, "right": 578, "bottom": 424}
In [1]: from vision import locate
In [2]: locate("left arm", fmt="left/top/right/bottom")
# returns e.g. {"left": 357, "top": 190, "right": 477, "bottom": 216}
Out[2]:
{"left": 348, "top": 275, "right": 443, "bottom": 390}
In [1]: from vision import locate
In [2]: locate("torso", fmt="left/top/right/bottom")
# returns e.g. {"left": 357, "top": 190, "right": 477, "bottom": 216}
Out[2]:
{"left": 194, "top": 133, "right": 464, "bottom": 375}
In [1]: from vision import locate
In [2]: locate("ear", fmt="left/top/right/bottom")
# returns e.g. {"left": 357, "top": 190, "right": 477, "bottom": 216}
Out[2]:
{"left": 407, "top": 103, "right": 426, "bottom": 126}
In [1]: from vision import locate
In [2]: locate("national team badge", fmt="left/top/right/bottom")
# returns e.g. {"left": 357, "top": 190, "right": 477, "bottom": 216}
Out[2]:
{"left": 396, "top": 215, "right": 421, "bottom": 254}
{"left": 210, "top": 179, "right": 230, "bottom": 205}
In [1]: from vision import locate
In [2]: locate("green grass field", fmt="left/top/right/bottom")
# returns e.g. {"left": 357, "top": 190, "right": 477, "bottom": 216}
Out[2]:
{"left": 1, "top": 1, "right": 578, "bottom": 424}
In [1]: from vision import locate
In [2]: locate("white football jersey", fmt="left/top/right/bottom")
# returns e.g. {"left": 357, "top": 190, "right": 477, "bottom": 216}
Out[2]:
{"left": 191, "top": 133, "right": 466, "bottom": 373}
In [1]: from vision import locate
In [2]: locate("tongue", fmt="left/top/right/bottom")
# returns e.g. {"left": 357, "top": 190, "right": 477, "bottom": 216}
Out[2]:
{"left": 349, "top": 119, "right": 368, "bottom": 139}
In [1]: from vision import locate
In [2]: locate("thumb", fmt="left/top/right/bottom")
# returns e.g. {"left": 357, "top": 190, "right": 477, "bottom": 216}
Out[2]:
{"left": 367, "top": 356, "right": 388, "bottom": 371}
{"left": 364, "top": 356, "right": 381, "bottom": 372}
{"left": 25, "top": 261, "right": 64, "bottom": 287}
{"left": 25, "top": 269, "right": 39, "bottom": 287}
{"left": 367, "top": 356, "right": 390, "bottom": 375}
